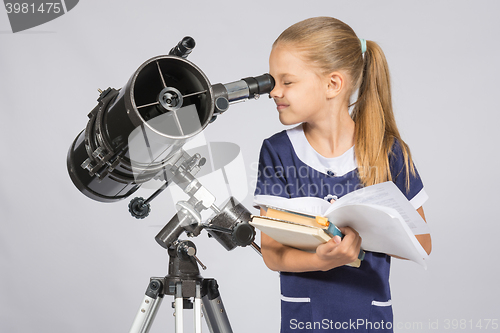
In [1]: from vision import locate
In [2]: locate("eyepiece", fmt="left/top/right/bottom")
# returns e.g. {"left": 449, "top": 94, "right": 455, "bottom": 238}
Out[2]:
{"left": 242, "top": 74, "right": 275, "bottom": 96}
{"left": 169, "top": 36, "right": 196, "bottom": 58}
{"left": 213, "top": 73, "right": 276, "bottom": 109}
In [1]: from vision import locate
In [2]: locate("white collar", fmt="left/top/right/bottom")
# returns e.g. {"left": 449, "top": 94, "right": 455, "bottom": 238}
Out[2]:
{"left": 286, "top": 124, "right": 357, "bottom": 177}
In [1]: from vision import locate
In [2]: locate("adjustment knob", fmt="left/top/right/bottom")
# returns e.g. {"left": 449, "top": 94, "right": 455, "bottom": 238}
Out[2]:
{"left": 232, "top": 222, "right": 255, "bottom": 247}
{"left": 128, "top": 197, "right": 151, "bottom": 219}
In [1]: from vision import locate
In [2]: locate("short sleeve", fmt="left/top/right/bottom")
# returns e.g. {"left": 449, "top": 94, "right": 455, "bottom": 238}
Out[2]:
{"left": 389, "top": 139, "right": 428, "bottom": 209}
{"left": 254, "top": 139, "right": 289, "bottom": 198}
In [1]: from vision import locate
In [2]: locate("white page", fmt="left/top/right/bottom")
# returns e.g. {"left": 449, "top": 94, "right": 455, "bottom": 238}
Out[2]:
{"left": 327, "top": 204, "right": 428, "bottom": 268}
{"left": 326, "top": 182, "right": 430, "bottom": 235}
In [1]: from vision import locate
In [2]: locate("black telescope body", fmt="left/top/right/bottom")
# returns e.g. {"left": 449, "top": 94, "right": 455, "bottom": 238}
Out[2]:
{"left": 67, "top": 38, "right": 274, "bottom": 202}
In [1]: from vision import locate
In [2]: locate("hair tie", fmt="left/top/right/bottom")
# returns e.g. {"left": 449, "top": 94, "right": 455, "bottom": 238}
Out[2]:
{"left": 359, "top": 38, "right": 367, "bottom": 55}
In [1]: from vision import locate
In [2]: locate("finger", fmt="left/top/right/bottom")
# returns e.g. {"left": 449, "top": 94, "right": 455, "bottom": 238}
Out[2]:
{"left": 338, "top": 227, "right": 358, "bottom": 245}
{"left": 325, "top": 237, "right": 342, "bottom": 251}
{"left": 338, "top": 226, "right": 349, "bottom": 235}
{"left": 341, "top": 229, "right": 362, "bottom": 259}
{"left": 356, "top": 235, "right": 362, "bottom": 250}
{"left": 339, "top": 226, "right": 359, "bottom": 237}
{"left": 318, "top": 237, "right": 341, "bottom": 255}
{"left": 352, "top": 235, "right": 362, "bottom": 259}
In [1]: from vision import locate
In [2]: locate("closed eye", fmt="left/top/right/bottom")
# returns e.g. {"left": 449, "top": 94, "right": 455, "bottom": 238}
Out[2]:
{"left": 283, "top": 82, "right": 292, "bottom": 86}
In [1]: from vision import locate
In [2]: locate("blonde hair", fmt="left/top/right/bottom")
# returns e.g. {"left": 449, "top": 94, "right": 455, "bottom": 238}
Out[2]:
{"left": 274, "top": 17, "right": 415, "bottom": 188}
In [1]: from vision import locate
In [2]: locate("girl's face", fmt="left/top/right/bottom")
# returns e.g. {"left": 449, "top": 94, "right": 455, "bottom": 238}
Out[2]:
{"left": 269, "top": 44, "right": 331, "bottom": 126}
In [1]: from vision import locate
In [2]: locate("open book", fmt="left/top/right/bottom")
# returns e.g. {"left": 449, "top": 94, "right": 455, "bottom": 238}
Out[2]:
{"left": 252, "top": 181, "right": 430, "bottom": 268}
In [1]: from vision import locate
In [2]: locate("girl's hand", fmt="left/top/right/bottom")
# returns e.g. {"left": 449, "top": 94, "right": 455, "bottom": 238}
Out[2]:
{"left": 315, "top": 226, "right": 362, "bottom": 271}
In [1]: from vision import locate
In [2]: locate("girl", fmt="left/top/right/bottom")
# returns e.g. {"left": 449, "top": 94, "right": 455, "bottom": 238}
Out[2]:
{"left": 254, "top": 17, "right": 432, "bottom": 332}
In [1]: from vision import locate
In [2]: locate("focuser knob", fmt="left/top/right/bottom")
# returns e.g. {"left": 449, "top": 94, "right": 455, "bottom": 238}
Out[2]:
{"left": 129, "top": 197, "right": 151, "bottom": 219}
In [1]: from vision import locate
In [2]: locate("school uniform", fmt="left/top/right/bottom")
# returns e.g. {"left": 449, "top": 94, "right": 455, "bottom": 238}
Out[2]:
{"left": 254, "top": 124, "right": 428, "bottom": 332}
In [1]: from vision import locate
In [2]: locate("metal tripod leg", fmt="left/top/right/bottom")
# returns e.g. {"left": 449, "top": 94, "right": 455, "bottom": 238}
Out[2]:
{"left": 129, "top": 278, "right": 233, "bottom": 333}
{"left": 202, "top": 279, "right": 233, "bottom": 333}
{"left": 174, "top": 281, "right": 203, "bottom": 333}
{"left": 129, "top": 279, "right": 164, "bottom": 333}
{"left": 128, "top": 239, "right": 235, "bottom": 333}
{"left": 194, "top": 282, "right": 202, "bottom": 333}
{"left": 174, "top": 282, "right": 184, "bottom": 333}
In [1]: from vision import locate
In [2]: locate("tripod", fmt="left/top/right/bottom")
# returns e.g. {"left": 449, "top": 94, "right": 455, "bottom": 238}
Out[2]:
{"left": 128, "top": 192, "right": 260, "bottom": 333}
{"left": 128, "top": 240, "right": 235, "bottom": 333}
{"left": 123, "top": 138, "right": 261, "bottom": 333}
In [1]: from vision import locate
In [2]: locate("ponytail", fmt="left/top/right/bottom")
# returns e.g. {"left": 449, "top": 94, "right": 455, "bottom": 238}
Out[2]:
{"left": 352, "top": 40, "right": 415, "bottom": 188}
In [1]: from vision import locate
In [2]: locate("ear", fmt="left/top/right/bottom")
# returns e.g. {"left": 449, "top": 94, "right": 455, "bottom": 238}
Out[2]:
{"left": 325, "top": 72, "right": 344, "bottom": 99}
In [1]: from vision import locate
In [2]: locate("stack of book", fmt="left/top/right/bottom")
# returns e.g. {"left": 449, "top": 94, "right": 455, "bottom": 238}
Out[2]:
{"left": 251, "top": 181, "right": 430, "bottom": 268}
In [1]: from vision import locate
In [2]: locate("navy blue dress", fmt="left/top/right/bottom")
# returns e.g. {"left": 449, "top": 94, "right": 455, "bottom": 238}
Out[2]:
{"left": 254, "top": 124, "right": 427, "bottom": 333}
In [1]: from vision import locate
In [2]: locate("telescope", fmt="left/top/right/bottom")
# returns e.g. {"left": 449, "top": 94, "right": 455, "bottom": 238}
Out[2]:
{"left": 67, "top": 36, "right": 273, "bottom": 203}
{"left": 66, "top": 37, "right": 274, "bottom": 333}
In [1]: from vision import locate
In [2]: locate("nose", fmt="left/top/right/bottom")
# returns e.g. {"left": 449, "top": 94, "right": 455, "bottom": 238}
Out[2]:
{"left": 270, "top": 83, "right": 283, "bottom": 99}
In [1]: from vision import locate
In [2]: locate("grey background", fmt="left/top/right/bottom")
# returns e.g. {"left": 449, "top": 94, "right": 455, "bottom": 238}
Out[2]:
{"left": 1, "top": 1, "right": 499, "bottom": 332}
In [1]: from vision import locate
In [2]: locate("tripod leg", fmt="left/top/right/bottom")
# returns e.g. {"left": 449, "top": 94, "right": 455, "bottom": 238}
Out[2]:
{"left": 175, "top": 282, "right": 184, "bottom": 333}
{"left": 202, "top": 279, "right": 233, "bottom": 333}
{"left": 129, "top": 279, "right": 164, "bottom": 333}
{"left": 194, "top": 282, "right": 202, "bottom": 333}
